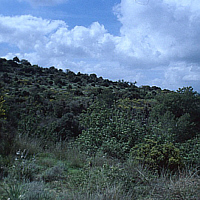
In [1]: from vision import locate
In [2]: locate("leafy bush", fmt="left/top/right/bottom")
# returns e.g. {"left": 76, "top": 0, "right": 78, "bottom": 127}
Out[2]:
{"left": 180, "top": 136, "right": 200, "bottom": 166}
{"left": 77, "top": 101, "right": 145, "bottom": 158}
{"left": 151, "top": 87, "right": 200, "bottom": 143}
{"left": 131, "top": 139, "right": 183, "bottom": 172}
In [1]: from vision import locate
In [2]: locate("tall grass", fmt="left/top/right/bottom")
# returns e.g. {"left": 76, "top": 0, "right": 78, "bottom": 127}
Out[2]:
{"left": 0, "top": 138, "right": 199, "bottom": 200}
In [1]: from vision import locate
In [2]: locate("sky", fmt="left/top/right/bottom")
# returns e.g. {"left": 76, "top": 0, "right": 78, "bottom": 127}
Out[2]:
{"left": 0, "top": 0, "right": 200, "bottom": 92}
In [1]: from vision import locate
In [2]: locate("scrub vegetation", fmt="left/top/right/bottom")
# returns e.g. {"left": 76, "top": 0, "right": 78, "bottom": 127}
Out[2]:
{"left": 0, "top": 57, "right": 200, "bottom": 199}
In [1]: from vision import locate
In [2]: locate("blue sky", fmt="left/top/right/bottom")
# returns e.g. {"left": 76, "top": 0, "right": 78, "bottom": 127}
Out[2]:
{"left": 0, "top": 0, "right": 200, "bottom": 92}
{"left": 0, "top": 0, "right": 120, "bottom": 33}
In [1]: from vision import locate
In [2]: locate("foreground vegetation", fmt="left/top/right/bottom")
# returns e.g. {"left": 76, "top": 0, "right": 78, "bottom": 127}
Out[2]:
{"left": 0, "top": 57, "right": 200, "bottom": 199}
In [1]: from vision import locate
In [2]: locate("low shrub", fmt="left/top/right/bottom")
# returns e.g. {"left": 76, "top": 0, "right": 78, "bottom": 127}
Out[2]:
{"left": 131, "top": 139, "right": 183, "bottom": 172}
{"left": 42, "top": 162, "right": 68, "bottom": 182}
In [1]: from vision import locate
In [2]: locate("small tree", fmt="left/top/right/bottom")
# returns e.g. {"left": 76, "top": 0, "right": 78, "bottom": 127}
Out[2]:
{"left": 13, "top": 56, "right": 20, "bottom": 62}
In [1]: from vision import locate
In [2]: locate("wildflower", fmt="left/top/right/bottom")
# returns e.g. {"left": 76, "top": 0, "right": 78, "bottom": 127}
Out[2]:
{"left": 16, "top": 150, "right": 21, "bottom": 155}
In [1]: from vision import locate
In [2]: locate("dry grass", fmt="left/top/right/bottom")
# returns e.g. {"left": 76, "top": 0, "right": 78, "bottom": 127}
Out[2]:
{"left": 150, "top": 168, "right": 200, "bottom": 200}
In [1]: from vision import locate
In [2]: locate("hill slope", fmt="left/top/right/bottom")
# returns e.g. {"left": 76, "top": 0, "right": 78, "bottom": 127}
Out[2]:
{"left": 0, "top": 57, "right": 200, "bottom": 199}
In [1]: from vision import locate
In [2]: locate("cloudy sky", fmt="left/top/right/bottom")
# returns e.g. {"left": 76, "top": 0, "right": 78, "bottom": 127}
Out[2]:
{"left": 0, "top": 0, "right": 200, "bottom": 92}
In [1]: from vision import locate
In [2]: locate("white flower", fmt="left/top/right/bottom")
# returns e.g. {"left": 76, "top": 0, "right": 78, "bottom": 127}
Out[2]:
{"left": 16, "top": 150, "right": 21, "bottom": 155}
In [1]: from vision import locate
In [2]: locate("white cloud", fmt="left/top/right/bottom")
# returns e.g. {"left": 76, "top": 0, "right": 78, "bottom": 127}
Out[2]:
{"left": 0, "top": 15, "right": 66, "bottom": 50}
{"left": 113, "top": 0, "right": 200, "bottom": 90}
{"left": 114, "top": 0, "right": 200, "bottom": 67}
{"left": 0, "top": 15, "right": 118, "bottom": 72}
{"left": 148, "top": 62, "right": 200, "bottom": 91}
{"left": 1, "top": 0, "right": 200, "bottom": 91}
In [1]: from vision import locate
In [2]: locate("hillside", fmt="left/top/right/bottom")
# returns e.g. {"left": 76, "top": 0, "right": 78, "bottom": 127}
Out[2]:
{"left": 0, "top": 57, "right": 200, "bottom": 199}
{"left": 0, "top": 57, "right": 167, "bottom": 143}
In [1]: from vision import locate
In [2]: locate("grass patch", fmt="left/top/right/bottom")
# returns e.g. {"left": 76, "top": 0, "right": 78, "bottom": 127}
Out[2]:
{"left": 1, "top": 139, "right": 199, "bottom": 200}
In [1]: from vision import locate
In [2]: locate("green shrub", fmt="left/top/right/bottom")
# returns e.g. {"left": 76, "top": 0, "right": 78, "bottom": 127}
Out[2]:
{"left": 131, "top": 139, "right": 183, "bottom": 172}
{"left": 77, "top": 101, "right": 145, "bottom": 158}
{"left": 179, "top": 136, "right": 200, "bottom": 166}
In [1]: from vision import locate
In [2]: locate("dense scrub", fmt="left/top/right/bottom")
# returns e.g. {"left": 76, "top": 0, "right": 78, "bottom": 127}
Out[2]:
{"left": 0, "top": 57, "right": 200, "bottom": 199}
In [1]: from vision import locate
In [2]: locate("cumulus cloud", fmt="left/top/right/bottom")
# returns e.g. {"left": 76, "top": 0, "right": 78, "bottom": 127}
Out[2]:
{"left": 0, "top": 14, "right": 118, "bottom": 73}
{"left": 162, "top": 62, "right": 200, "bottom": 90}
{"left": 1, "top": 0, "right": 200, "bottom": 91}
{"left": 0, "top": 15, "right": 66, "bottom": 50}
{"left": 114, "top": 0, "right": 200, "bottom": 67}
{"left": 113, "top": 0, "right": 200, "bottom": 89}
